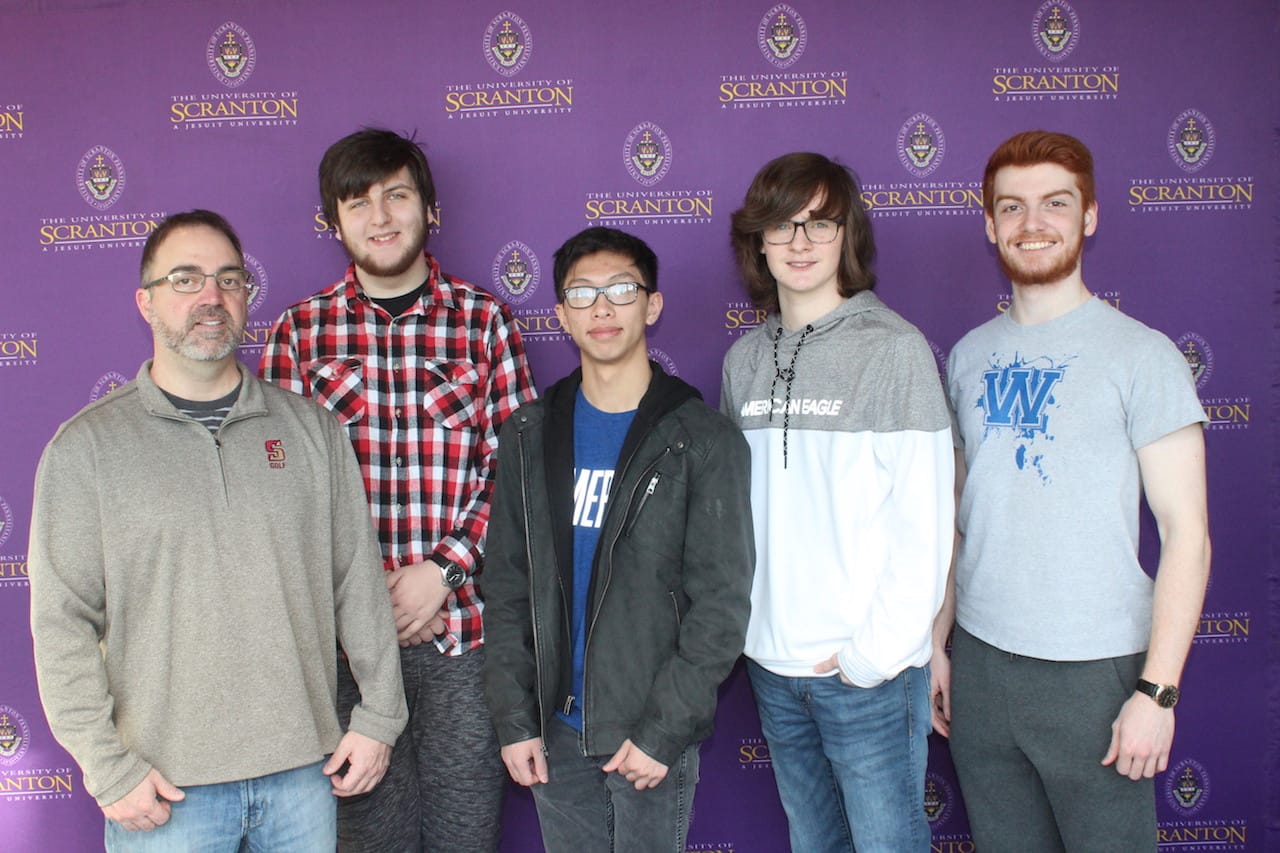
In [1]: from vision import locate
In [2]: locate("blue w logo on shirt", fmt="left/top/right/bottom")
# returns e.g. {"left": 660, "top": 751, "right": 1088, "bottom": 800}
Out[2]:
{"left": 981, "top": 366, "right": 1065, "bottom": 431}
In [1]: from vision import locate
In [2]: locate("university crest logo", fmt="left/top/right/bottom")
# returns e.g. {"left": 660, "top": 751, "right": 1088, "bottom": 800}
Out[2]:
{"left": 648, "top": 347, "right": 679, "bottom": 377}
{"left": 1175, "top": 332, "right": 1213, "bottom": 389}
{"left": 0, "top": 706, "right": 31, "bottom": 766}
{"left": 758, "top": 5, "right": 807, "bottom": 69}
{"left": 0, "top": 495, "right": 11, "bottom": 547}
{"left": 91, "top": 371, "right": 130, "bottom": 402}
{"left": 207, "top": 22, "right": 257, "bottom": 88}
{"left": 897, "top": 113, "right": 946, "bottom": 178}
{"left": 1165, "top": 759, "right": 1211, "bottom": 816}
{"left": 491, "top": 240, "right": 540, "bottom": 305}
{"left": 77, "top": 145, "right": 126, "bottom": 210}
{"left": 923, "top": 772, "right": 955, "bottom": 826}
{"left": 1167, "top": 109, "right": 1216, "bottom": 173}
{"left": 485, "top": 13, "right": 533, "bottom": 77}
{"left": 1033, "top": 2, "right": 1080, "bottom": 61}
{"left": 244, "top": 253, "right": 269, "bottom": 315}
{"left": 624, "top": 122, "right": 673, "bottom": 186}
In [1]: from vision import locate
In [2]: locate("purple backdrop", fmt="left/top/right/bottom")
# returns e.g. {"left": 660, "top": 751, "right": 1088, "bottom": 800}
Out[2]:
{"left": 1, "top": 1, "right": 1274, "bottom": 851}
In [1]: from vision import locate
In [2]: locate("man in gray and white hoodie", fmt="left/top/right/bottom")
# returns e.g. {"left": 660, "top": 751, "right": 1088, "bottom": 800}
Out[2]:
{"left": 721, "top": 152, "right": 953, "bottom": 853}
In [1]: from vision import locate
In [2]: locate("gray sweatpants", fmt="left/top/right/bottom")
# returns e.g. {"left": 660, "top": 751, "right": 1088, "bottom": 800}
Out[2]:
{"left": 948, "top": 627, "right": 1156, "bottom": 853}
{"left": 335, "top": 644, "right": 506, "bottom": 853}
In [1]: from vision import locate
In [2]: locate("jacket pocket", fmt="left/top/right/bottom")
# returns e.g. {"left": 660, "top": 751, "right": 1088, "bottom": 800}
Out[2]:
{"left": 307, "top": 358, "right": 367, "bottom": 425}
{"left": 422, "top": 361, "right": 482, "bottom": 430}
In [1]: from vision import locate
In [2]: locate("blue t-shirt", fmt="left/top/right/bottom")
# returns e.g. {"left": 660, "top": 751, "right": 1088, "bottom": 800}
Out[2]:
{"left": 558, "top": 387, "right": 635, "bottom": 731}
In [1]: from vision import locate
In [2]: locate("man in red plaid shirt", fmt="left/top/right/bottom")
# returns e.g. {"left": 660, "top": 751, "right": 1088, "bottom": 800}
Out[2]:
{"left": 260, "top": 129, "right": 537, "bottom": 852}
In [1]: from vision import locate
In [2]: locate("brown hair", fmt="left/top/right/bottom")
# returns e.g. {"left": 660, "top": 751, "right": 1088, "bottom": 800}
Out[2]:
{"left": 140, "top": 209, "right": 244, "bottom": 283}
{"left": 730, "top": 152, "right": 875, "bottom": 313}
{"left": 319, "top": 128, "right": 436, "bottom": 233}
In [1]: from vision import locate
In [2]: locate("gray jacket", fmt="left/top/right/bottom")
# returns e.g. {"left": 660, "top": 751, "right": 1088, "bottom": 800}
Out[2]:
{"left": 482, "top": 365, "right": 754, "bottom": 766}
{"left": 29, "top": 361, "right": 406, "bottom": 805}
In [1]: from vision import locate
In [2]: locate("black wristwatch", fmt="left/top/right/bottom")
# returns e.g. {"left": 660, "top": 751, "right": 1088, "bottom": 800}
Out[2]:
{"left": 1135, "top": 678, "right": 1180, "bottom": 709}
{"left": 440, "top": 560, "right": 467, "bottom": 591}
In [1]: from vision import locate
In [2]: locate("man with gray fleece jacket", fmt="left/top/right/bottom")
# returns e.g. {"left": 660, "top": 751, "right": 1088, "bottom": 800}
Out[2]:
{"left": 28, "top": 210, "right": 406, "bottom": 851}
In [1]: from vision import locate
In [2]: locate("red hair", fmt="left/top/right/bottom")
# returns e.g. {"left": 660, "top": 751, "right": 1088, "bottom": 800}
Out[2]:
{"left": 983, "top": 131, "right": 1095, "bottom": 217}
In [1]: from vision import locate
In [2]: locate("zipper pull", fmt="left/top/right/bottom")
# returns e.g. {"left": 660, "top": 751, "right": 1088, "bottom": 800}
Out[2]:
{"left": 562, "top": 695, "right": 575, "bottom": 715}
{"left": 625, "top": 473, "right": 662, "bottom": 538}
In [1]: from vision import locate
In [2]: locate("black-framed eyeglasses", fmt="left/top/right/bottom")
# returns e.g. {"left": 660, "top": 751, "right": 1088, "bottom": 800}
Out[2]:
{"left": 142, "top": 268, "right": 256, "bottom": 294}
{"left": 762, "top": 219, "right": 843, "bottom": 245}
{"left": 562, "top": 281, "right": 652, "bottom": 310}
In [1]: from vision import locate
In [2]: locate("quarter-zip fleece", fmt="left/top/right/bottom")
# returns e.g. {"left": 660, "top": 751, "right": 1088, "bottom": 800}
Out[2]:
{"left": 29, "top": 361, "right": 407, "bottom": 806}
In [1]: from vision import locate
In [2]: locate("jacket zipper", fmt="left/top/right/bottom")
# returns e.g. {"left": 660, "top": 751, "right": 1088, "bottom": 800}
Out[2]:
{"left": 579, "top": 446, "right": 669, "bottom": 739}
{"left": 624, "top": 472, "right": 662, "bottom": 537}
{"left": 520, "top": 428, "right": 552, "bottom": 755}
{"left": 209, "top": 408, "right": 258, "bottom": 508}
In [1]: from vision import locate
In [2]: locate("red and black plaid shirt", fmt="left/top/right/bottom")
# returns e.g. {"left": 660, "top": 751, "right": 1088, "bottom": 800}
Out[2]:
{"left": 259, "top": 253, "right": 537, "bottom": 654}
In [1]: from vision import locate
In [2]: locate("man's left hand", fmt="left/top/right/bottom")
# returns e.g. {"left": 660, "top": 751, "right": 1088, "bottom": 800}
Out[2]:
{"left": 814, "top": 653, "right": 855, "bottom": 687}
{"left": 1101, "top": 693, "right": 1175, "bottom": 780}
{"left": 324, "top": 731, "right": 393, "bottom": 796}
{"left": 602, "top": 739, "right": 669, "bottom": 790}
{"left": 386, "top": 560, "right": 452, "bottom": 644}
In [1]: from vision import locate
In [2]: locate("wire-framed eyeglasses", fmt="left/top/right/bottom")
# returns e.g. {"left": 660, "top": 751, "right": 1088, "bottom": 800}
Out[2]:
{"left": 562, "top": 281, "right": 652, "bottom": 309}
{"left": 142, "top": 268, "right": 256, "bottom": 295}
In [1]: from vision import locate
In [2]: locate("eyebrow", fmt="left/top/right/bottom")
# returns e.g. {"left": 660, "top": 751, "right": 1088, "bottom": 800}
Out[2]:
{"left": 345, "top": 183, "right": 415, "bottom": 201}
{"left": 567, "top": 271, "right": 641, "bottom": 286}
{"left": 995, "top": 188, "right": 1076, "bottom": 204}
{"left": 164, "top": 263, "right": 242, "bottom": 274}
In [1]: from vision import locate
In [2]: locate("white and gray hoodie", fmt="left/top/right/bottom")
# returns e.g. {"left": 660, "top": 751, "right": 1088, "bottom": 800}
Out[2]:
{"left": 720, "top": 290, "right": 954, "bottom": 686}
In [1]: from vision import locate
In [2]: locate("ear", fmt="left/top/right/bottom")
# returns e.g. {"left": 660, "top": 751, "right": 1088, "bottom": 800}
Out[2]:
{"left": 984, "top": 214, "right": 997, "bottom": 245}
{"left": 135, "top": 287, "right": 152, "bottom": 322}
{"left": 553, "top": 301, "right": 566, "bottom": 329}
{"left": 645, "top": 291, "right": 664, "bottom": 326}
{"left": 1083, "top": 201, "right": 1098, "bottom": 236}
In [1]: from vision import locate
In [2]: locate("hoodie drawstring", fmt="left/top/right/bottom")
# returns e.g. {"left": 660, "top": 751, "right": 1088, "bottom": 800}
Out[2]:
{"left": 768, "top": 323, "right": 814, "bottom": 469}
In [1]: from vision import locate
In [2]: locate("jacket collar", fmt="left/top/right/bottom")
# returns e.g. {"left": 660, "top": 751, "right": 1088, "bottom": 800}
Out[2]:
{"left": 540, "top": 362, "right": 702, "bottom": 592}
{"left": 134, "top": 359, "right": 267, "bottom": 422}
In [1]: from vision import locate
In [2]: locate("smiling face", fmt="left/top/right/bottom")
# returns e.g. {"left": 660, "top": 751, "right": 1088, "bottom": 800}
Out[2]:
{"left": 136, "top": 224, "right": 247, "bottom": 364}
{"left": 554, "top": 249, "right": 663, "bottom": 373}
{"left": 760, "top": 192, "right": 845, "bottom": 316}
{"left": 985, "top": 162, "right": 1097, "bottom": 287}
{"left": 334, "top": 165, "right": 429, "bottom": 295}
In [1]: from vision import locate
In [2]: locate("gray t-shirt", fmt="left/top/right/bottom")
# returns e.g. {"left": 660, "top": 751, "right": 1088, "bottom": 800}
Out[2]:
{"left": 947, "top": 297, "right": 1205, "bottom": 660}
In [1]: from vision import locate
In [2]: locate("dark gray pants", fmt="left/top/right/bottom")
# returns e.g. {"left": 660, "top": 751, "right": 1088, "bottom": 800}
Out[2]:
{"left": 531, "top": 717, "right": 699, "bottom": 853}
{"left": 948, "top": 627, "right": 1156, "bottom": 853}
{"left": 335, "top": 644, "right": 506, "bottom": 853}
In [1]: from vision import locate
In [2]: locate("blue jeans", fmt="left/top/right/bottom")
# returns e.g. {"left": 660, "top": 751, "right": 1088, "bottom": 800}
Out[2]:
{"left": 103, "top": 760, "right": 335, "bottom": 852}
{"left": 747, "top": 661, "right": 931, "bottom": 853}
{"left": 531, "top": 718, "right": 699, "bottom": 853}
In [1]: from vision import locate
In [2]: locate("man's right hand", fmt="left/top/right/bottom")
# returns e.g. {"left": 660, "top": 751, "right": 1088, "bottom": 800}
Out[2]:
{"left": 102, "top": 768, "right": 185, "bottom": 831}
{"left": 501, "top": 738, "right": 548, "bottom": 787}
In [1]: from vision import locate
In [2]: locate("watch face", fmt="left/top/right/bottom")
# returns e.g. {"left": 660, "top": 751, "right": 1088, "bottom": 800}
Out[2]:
{"left": 444, "top": 564, "right": 466, "bottom": 589}
{"left": 1156, "top": 685, "right": 1180, "bottom": 708}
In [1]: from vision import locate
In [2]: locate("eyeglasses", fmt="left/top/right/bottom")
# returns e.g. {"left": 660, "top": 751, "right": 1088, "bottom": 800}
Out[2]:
{"left": 562, "top": 281, "right": 652, "bottom": 310}
{"left": 762, "top": 219, "right": 843, "bottom": 245}
{"left": 142, "top": 268, "right": 256, "bottom": 294}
